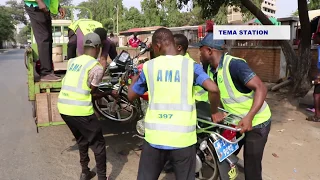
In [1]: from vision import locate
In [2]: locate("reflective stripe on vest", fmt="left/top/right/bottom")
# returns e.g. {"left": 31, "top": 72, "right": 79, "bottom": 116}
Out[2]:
{"left": 216, "top": 55, "right": 271, "bottom": 126}
{"left": 58, "top": 56, "right": 99, "bottom": 116}
{"left": 146, "top": 59, "right": 195, "bottom": 112}
{"left": 184, "top": 53, "right": 209, "bottom": 102}
{"left": 143, "top": 56, "right": 197, "bottom": 147}
{"left": 60, "top": 58, "right": 96, "bottom": 95}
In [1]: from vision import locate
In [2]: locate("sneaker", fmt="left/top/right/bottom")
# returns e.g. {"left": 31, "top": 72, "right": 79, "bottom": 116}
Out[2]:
{"left": 80, "top": 171, "right": 96, "bottom": 180}
{"left": 40, "top": 74, "right": 61, "bottom": 82}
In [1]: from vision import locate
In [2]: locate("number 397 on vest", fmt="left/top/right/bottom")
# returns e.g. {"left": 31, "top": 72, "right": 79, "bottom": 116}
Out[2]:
{"left": 158, "top": 114, "right": 173, "bottom": 119}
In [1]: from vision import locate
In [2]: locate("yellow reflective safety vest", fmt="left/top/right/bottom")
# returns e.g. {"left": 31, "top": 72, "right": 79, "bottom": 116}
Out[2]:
{"left": 207, "top": 54, "right": 271, "bottom": 126}
{"left": 184, "top": 53, "right": 209, "bottom": 102}
{"left": 57, "top": 55, "right": 101, "bottom": 116}
{"left": 24, "top": 0, "right": 59, "bottom": 14}
{"left": 68, "top": 19, "right": 103, "bottom": 35}
{"left": 143, "top": 55, "right": 197, "bottom": 148}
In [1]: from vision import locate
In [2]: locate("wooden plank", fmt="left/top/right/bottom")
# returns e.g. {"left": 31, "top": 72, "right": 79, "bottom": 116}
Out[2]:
{"left": 50, "top": 93, "right": 64, "bottom": 123}
{"left": 36, "top": 93, "right": 49, "bottom": 125}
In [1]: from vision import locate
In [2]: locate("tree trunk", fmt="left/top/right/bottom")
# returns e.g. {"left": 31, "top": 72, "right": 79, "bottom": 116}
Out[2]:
{"left": 240, "top": 0, "right": 311, "bottom": 94}
{"left": 0, "top": 41, "right": 3, "bottom": 49}
{"left": 293, "top": 0, "right": 312, "bottom": 95}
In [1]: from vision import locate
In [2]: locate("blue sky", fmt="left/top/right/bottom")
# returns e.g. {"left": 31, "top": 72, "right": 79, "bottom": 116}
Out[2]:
{"left": 0, "top": 0, "right": 298, "bottom": 18}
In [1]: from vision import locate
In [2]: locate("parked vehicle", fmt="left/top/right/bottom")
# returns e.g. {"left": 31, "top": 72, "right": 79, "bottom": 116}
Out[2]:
{"left": 135, "top": 101, "right": 244, "bottom": 180}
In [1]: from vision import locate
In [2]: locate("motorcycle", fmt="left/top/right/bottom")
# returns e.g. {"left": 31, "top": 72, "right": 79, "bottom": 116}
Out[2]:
{"left": 135, "top": 101, "right": 245, "bottom": 180}
{"left": 93, "top": 39, "right": 150, "bottom": 122}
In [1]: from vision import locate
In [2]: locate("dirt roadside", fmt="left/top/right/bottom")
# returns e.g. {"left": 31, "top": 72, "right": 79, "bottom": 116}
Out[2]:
{"left": 29, "top": 90, "right": 319, "bottom": 180}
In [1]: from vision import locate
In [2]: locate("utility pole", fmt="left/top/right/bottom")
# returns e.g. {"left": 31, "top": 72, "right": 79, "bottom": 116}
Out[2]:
{"left": 116, "top": 4, "right": 119, "bottom": 35}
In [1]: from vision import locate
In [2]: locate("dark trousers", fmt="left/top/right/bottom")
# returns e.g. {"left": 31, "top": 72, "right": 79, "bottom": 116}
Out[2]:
{"left": 67, "top": 28, "right": 77, "bottom": 60}
{"left": 235, "top": 121, "right": 271, "bottom": 180}
{"left": 61, "top": 114, "right": 107, "bottom": 180}
{"left": 25, "top": 5, "right": 53, "bottom": 76}
{"left": 137, "top": 140, "right": 196, "bottom": 180}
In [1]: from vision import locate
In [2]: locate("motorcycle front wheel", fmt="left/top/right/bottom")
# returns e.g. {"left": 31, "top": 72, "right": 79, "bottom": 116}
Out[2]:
{"left": 93, "top": 88, "right": 140, "bottom": 123}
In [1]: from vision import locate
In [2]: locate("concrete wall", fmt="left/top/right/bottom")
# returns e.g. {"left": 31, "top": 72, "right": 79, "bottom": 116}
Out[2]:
{"left": 112, "top": 45, "right": 319, "bottom": 83}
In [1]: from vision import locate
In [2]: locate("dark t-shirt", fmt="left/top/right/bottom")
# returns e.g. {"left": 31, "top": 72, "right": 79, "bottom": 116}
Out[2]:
{"left": 208, "top": 55, "right": 256, "bottom": 93}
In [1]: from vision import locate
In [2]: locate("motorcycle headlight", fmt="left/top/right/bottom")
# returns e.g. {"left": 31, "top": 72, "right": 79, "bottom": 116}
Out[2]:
{"left": 136, "top": 120, "right": 145, "bottom": 136}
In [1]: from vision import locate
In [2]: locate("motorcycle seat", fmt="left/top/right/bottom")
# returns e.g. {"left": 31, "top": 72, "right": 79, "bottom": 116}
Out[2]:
{"left": 196, "top": 101, "right": 212, "bottom": 121}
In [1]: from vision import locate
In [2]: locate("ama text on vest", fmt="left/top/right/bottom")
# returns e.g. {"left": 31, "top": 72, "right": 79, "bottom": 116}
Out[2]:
{"left": 157, "top": 69, "right": 181, "bottom": 82}
{"left": 68, "top": 63, "right": 83, "bottom": 72}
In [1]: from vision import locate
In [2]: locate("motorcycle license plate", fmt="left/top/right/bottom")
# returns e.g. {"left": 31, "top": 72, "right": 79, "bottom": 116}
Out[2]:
{"left": 213, "top": 139, "right": 239, "bottom": 162}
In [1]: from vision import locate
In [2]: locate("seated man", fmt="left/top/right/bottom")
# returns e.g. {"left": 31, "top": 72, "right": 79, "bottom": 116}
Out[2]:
{"left": 67, "top": 19, "right": 117, "bottom": 71}
{"left": 128, "top": 32, "right": 142, "bottom": 48}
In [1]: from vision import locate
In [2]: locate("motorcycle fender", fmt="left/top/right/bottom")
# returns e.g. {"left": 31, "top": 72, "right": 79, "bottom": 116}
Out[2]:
{"left": 217, "top": 155, "right": 238, "bottom": 180}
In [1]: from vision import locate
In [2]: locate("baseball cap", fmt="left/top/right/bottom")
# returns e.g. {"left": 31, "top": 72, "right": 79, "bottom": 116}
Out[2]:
{"left": 195, "top": 33, "right": 225, "bottom": 50}
{"left": 83, "top": 32, "right": 101, "bottom": 47}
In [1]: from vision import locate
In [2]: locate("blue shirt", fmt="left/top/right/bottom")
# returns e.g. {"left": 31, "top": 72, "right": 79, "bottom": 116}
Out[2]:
{"left": 132, "top": 61, "right": 210, "bottom": 150}
{"left": 209, "top": 54, "right": 256, "bottom": 93}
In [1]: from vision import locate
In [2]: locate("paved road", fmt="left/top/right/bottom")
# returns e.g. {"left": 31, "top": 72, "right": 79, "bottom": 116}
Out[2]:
{"left": 0, "top": 49, "right": 246, "bottom": 180}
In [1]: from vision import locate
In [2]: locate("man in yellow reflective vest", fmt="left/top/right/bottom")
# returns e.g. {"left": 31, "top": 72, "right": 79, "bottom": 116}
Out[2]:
{"left": 128, "top": 28, "right": 222, "bottom": 180}
{"left": 67, "top": 19, "right": 117, "bottom": 71}
{"left": 197, "top": 32, "right": 272, "bottom": 180}
{"left": 24, "top": 0, "right": 65, "bottom": 81}
{"left": 173, "top": 34, "right": 209, "bottom": 102}
{"left": 58, "top": 33, "right": 117, "bottom": 180}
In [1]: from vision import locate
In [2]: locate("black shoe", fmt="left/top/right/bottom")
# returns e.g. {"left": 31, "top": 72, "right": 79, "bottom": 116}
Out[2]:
{"left": 80, "top": 171, "right": 96, "bottom": 180}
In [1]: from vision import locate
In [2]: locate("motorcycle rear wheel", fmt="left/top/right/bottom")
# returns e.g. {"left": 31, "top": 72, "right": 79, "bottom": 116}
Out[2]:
{"left": 196, "top": 142, "right": 219, "bottom": 180}
{"left": 93, "top": 89, "right": 140, "bottom": 123}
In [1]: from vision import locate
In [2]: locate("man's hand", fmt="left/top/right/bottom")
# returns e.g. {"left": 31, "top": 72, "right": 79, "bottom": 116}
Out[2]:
{"left": 237, "top": 115, "right": 253, "bottom": 134}
{"left": 211, "top": 112, "right": 227, "bottom": 123}
{"left": 38, "top": 1, "right": 48, "bottom": 13}
{"left": 59, "top": 7, "right": 66, "bottom": 19}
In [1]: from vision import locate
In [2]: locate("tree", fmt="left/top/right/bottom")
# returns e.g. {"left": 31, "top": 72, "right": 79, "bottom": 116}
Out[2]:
{"left": 141, "top": 0, "right": 164, "bottom": 27}
{"left": 5, "top": 0, "right": 27, "bottom": 25}
{"left": 122, "top": 7, "right": 145, "bottom": 29}
{"left": 0, "top": 6, "right": 15, "bottom": 48}
{"left": 292, "top": 0, "right": 320, "bottom": 16}
{"left": 77, "top": 0, "right": 126, "bottom": 32}
{"left": 175, "top": 0, "right": 312, "bottom": 95}
{"left": 17, "top": 24, "right": 31, "bottom": 44}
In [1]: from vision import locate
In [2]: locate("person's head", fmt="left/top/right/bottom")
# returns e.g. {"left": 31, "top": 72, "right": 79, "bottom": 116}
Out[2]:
{"left": 152, "top": 27, "right": 177, "bottom": 57}
{"left": 173, "top": 34, "right": 189, "bottom": 56}
{"left": 133, "top": 32, "right": 138, "bottom": 38}
{"left": 83, "top": 32, "right": 102, "bottom": 59}
{"left": 94, "top": 27, "right": 107, "bottom": 44}
{"left": 110, "top": 32, "right": 114, "bottom": 37}
{"left": 196, "top": 33, "right": 225, "bottom": 66}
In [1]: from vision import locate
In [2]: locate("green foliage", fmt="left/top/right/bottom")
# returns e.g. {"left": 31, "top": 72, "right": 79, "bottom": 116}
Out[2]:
{"left": 0, "top": 6, "right": 15, "bottom": 42}
{"left": 17, "top": 24, "right": 31, "bottom": 44}
{"left": 5, "top": 0, "right": 27, "bottom": 25}
{"left": 292, "top": 0, "right": 320, "bottom": 16}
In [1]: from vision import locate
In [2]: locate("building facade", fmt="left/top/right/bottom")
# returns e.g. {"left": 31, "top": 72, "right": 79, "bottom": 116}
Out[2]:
{"left": 227, "top": 0, "right": 277, "bottom": 23}
{"left": 261, "top": 0, "right": 277, "bottom": 17}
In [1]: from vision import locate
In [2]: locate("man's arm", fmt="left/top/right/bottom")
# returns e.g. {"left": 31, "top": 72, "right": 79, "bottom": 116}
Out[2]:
{"left": 229, "top": 60, "right": 267, "bottom": 132}
{"left": 244, "top": 76, "right": 267, "bottom": 118}
{"left": 89, "top": 65, "right": 117, "bottom": 100}
{"left": 230, "top": 60, "right": 266, "bottom": 119}
{"left": 108, "top": 41, "right": 118, "bottom": 60}
{"left": 193, "top": 63, "right": 220, "bottom": 113}
{"left": 128, "top": 71, "right": 148, "bottom": 102}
